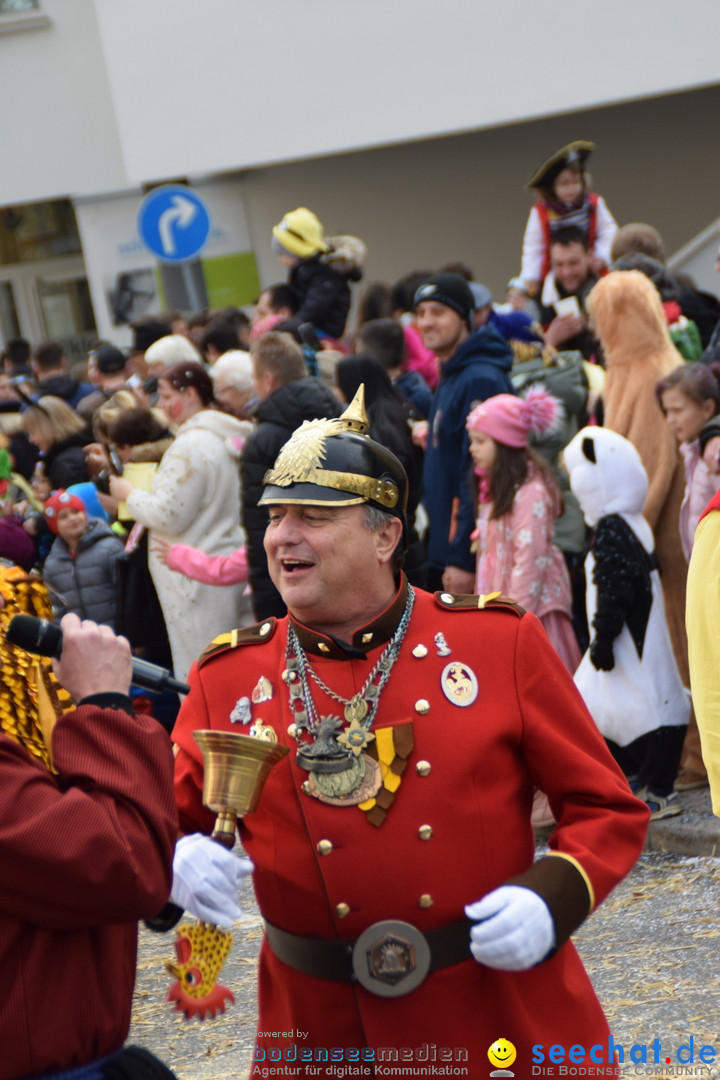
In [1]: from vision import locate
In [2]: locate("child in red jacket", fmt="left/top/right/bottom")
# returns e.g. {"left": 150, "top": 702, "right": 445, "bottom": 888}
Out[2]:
{"left": 520, "top": 140, "right": 617, "bottom": 295}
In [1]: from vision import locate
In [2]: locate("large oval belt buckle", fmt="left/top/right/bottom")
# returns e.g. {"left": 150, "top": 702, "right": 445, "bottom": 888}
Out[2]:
{"left": 351, "top": 919, "right": 431, "bottom": 997}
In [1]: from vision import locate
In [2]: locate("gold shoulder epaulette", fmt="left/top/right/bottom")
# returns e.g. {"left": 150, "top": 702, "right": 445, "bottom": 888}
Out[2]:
{"left": 434, "top": 591, "right": 526, "bottom": 616}
{"left": 198, "top": 619, "right": 277, "bottom": 668}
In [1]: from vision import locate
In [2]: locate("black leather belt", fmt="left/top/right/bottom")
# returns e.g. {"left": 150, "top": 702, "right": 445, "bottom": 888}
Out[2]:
{"left": 264, "top": 917, "right": 473, "bottom": 998}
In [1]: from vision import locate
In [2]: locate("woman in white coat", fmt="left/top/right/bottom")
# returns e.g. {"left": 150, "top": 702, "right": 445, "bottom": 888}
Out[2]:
{"left": 110, "top": 362, "right": 253, "bottom": 683}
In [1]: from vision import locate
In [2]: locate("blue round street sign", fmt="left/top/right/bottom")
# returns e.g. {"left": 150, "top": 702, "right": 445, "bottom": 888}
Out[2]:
{"left": 137, "top": 185, "right": 211, "bottom": 264}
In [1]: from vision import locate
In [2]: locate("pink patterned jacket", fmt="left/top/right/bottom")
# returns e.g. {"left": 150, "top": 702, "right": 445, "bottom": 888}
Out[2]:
{"left": 474, "top": 468, "right": 572, "bottom": 618}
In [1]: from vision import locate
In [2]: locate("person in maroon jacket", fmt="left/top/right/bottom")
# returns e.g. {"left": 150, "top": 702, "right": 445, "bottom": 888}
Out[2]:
{"left": 0, "top": 612, "right": 178, "bottom": 1080}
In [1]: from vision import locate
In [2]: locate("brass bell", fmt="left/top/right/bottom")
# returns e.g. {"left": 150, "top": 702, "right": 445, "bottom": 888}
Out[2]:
{"left": 193, "top": 730, "right": 289, "bottom": 848}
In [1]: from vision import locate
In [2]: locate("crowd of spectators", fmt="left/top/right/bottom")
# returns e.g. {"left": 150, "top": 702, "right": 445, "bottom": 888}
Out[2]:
{"left": 1, "top": 162, "right": 719, "bottom": 816}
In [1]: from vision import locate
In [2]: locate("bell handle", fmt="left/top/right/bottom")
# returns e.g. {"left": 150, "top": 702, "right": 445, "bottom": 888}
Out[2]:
{"left": 211, "top": 808, "right": 238, "bottom": 849}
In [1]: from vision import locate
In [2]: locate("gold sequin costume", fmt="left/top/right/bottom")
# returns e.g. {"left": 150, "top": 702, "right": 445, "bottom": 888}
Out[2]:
{"left": 0, "top": 565, "right": 74, "bottom": 770}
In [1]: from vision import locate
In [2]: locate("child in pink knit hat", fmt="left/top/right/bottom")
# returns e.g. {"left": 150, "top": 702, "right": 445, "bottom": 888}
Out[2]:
{"left": 466, "top": 388, "right": 581, "bottom": 675}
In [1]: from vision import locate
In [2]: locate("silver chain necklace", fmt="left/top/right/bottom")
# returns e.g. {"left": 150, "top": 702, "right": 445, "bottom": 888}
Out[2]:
{"left": 284, "top": 587, "right": 415, "bottom": 739}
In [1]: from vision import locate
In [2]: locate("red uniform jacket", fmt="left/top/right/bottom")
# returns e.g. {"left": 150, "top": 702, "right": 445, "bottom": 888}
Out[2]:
{"left": 174, "top": 585, "right": 648, "bottom": 1078}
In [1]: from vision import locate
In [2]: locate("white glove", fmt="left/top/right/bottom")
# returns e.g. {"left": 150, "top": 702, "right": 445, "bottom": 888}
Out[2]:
{"left": 465, "top": 885, "right": 555, "bottom": 971}
{"left": 170, "top": 833, "right": 254, "bottom": 928}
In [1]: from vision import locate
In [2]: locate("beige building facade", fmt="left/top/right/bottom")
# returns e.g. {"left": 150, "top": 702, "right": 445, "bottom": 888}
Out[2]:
{"left": 1, "top": 0, "right": 718, "bottom": 349}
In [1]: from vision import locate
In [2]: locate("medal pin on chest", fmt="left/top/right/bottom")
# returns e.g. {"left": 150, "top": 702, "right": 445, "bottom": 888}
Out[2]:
{"left": 230, "top": 676, "right": 274, "bottom": 727}
{"left": 441, "top": 661, "right": 479, "bottom": 707}
{"left": 297, "top": 714, "right": 382, "bottom": 807}
{"left": 344, "top": 694, "right": 368, "bottom": 724}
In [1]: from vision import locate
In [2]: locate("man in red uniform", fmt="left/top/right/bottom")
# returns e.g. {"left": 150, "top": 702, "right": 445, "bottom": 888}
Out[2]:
{"left": 0, "top": 613, "right": 178, "bottom": 1080}
{"left": 173, "top": 390, "right": 649, "bottom": 1078}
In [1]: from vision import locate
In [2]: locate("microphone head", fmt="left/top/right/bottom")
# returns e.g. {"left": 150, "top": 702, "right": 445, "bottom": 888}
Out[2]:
{"left": 6, "top": 615, "right": 62, "bottom": 658}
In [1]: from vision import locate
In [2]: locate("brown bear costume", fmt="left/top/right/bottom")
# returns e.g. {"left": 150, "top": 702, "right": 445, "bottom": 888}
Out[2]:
{"left": 589, "top": 269, "right": 703, "bottom": 783}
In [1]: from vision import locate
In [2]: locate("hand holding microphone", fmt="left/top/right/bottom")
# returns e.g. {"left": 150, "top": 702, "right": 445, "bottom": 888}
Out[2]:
{"left": 6, "top": 614, "right": 190, "bottom": 696}
{"left": 30, "top": 613, "right": 133, "bottom": 702}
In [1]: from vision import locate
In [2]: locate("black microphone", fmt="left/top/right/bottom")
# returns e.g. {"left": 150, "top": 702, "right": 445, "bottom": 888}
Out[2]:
{"left": 6, "top": 615, "right": 190, "bottom": 696}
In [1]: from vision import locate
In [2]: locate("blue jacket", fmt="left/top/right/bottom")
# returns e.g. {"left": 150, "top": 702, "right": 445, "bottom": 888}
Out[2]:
{"left": 395, "top": 369, "right": 433, "bottom": 419}
{"left": 423, "top": 326, "right": 514, "bottom": 573}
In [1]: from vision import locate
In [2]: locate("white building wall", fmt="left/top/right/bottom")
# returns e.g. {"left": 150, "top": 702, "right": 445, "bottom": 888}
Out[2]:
{"left": 91, "top": 0, "right": 720, "bottom": 185}
{"left": 240, "top": 84, "right": 720, "bottom": 305}
{"left": 1, "top": 0, "right": 719, "bottom": 207}
{"left": 0, "top": 0, "right": 126, "bottom": 204}
{"left": 1, "top": 0, "right": 719, "bottom": 345}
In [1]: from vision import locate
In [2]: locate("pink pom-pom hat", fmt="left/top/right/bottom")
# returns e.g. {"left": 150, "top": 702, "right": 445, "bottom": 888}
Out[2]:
{"left": 466, "top": 385, "right": 562, "bottom": 448}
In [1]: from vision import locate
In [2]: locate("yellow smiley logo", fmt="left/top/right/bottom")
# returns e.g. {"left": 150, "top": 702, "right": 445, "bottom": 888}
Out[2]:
{"left": 488, "top": 1039, "right": 517, "bottom": 1070}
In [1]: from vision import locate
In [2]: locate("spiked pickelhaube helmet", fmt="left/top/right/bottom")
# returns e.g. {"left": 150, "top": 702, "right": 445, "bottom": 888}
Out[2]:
{"left": 259, "top": 386, "right": 409, "bottom": 530}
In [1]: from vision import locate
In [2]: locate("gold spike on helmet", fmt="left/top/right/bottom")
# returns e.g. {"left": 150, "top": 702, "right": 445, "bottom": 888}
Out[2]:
{"left": 259, "top": 386, "right": 408, "bottom": 518}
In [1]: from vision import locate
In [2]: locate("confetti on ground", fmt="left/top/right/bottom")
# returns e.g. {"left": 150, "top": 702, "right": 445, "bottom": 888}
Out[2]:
{"left": 130, "top": 853, "right": 720, "bottom": 1079}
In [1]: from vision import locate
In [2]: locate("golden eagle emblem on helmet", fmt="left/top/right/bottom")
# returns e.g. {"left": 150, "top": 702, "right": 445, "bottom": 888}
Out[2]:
{"left": 263, "top": 417, "right": 345, "bottom": 488}
{"left": 259, "top": 386, "right": 406, "bottom": 513}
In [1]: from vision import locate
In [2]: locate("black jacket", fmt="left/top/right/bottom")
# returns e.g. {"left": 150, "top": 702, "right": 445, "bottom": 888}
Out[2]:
{"left": 539, "top": 274, "right": 599, "bottom": 360}
{"left": 277, "top": 256, "right": 354, "bottom": 340}
{"left": 701, "top": 318, "right": 720, "bottom": 366}
{"left": 33, "top": 374, "right": 94, "bottom": 410}
{"left": 241, "top": 377, "right": 341, "bottom": 619}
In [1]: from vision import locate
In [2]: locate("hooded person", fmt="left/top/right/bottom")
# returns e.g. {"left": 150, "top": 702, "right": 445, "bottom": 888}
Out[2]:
{"left": 108, "top": 362, "right": 254, "bottom": 683}
{"left": 565, "top": 427, "right": 689, "bottom": 819}
{"left": 589, "top": 269, "right": 700, "bottom": 788}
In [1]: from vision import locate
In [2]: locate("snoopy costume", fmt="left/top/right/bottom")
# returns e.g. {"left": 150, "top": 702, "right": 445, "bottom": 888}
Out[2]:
{"left": 565, "top": 428, "right": 689, "bottom": 749}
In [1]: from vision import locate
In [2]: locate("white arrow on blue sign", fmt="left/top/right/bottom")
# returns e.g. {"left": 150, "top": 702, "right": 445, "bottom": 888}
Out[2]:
{"left": 137, "top": 185, "right": 211, "bottom": 264}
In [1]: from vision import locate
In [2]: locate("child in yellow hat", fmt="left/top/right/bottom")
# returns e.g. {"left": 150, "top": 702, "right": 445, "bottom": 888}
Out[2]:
{"left": 271, "top": 207, "right": 364, "bottom": 345}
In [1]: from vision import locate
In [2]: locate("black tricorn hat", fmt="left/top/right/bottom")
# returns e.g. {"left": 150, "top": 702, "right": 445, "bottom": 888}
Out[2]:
{"left": 259, "top": 386, "right": 408, "bottom": 522}
{"left": 526, "top": 139, "right": 595, "bottom": 191}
